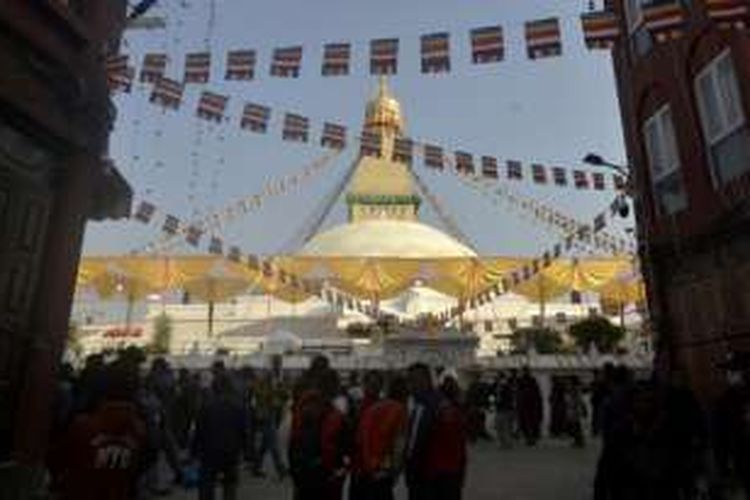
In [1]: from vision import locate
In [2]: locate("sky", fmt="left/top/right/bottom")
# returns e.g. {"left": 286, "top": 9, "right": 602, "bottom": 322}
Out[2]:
{"left": 82, "top": 0, "right": 629, "bottom": 258}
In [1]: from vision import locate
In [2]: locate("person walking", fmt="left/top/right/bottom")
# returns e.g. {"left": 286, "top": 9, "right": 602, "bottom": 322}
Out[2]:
{"left": 404, "top": 363, "right": 441, "bottom": 500}
{"left": 564, "top": 377, "right": 587, "bottom": 448}
{"left": 516, "top": 367, "right": 543, "bottom": 446}
{"left": 253, "top": 371, "right": 288, "bottom": 479}
{"left": 349, "top": 371, "right": 384, "bottom": 500}
{"left": 354, "top": 376, "right": 409, "bottom": 500}
{"left": 493, "top": 372, "right": 515, "bottom": 449}
{"left": 191, "top": 373, "right": 247, "bottom": 500}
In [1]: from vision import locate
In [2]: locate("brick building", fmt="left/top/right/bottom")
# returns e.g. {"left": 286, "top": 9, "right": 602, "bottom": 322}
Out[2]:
{"left": 0, "top": 1, "right": 131, "bottom": 495}
{"left": 606, "top": 0, "right": 750, "bottom": 399}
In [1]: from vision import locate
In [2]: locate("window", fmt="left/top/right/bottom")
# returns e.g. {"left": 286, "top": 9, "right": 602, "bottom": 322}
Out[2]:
{"left": 625, "top": 0, "right": 653, "bottom": 56}
{"left": 695, "top": 50, "right": 750, "bottom": 185}
{"left": 484, "top": 320, "right": 493, "bottom": 333}
{"left": 643, "top": 105, "right": 688, "bottom": 215}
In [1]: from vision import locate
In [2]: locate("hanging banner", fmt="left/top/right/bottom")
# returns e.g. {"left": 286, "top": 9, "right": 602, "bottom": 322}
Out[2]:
{"left": 282, "top": 113, "right": 310, "bottom": 142}
{"left": 704, "top": 0, "right": 749, "bottom": 29}
{"left": 532, "top": 164, "right": 548, "bottom": 184}
{"left": 321, "top": 122, "right": 347, "bottom": 150}
{"left": 470, "top": 25, "right": 505, "bottom": 64}
{"left": 481, "top": 156, "right": 499, "bottom": 179}
{"left": 133, "top": 201, "right": 156, "bottom": 223}
{"left": 184, "top": 52, "right": 211, "bottom": 84}
{"left": 424, "top": 144, "right": 445, "bottom": 169}
{"left": 525, "top": 17, "right": 563, "bottom": 59}
{"left": 106, "top": 55, "right": 134, "bottom": 93}
{"left": 455, "top": 151, "right": 475, "bottom": 175}
{"left": 241, "top": 102, "right": 271, "bottom": 132}
{"left": 140, "top": 53, "right": 167, "bottom": 83}
{"left": 507, "top": 160, "right": 523, "bottom": 180}
{"left": 581, "top": 11, "right": 621, "bottom": 49}
{"left": 225, "top": 50, "right": 256, "bottom": 80}
{"left": 574, "top": 170, "right": 589, "bottom": 189}
{"left": 643, "top": 1, "right": 687, "bottom": 41}
{"left": 322, "top": 42, "right": 351, "bottom": 76}
{"left": 360, "top": 130, "right": 382, "bottom": 157}
{"left": 552, "top": 167, "right": 568, "bottom": 186}
{"left": 150, "top": 77, "right": 184, "bottom": 109}
{"left": 393, "top": 137, "right": 415, "bottom": 164}
{"left": 592, "top": 172, "right": 606, "bottom": 190}
{"left": 370, "top": 38, "right": 399, "bottom": 75}
{"left": 196, "top": 91, "right": 228, "bottom": 122}
{"left": 421, "top": 32, "right": 451, "bottom": 74}
{"left": 271, "top": 46, "right": 303, "bottom": 78}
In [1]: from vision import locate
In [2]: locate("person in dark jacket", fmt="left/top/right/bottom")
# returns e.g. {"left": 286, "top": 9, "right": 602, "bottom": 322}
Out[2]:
{"left": 191, "top": 373, "right": 247, "bottom": 500}
{"left": 516, "top": 367, "right": 543, "bottom": 446}
{"left": 51, "top": 362, "right": 147, "bottom": 500}
{"left": 404, "top": 363, "right": 440, "bottom": 500}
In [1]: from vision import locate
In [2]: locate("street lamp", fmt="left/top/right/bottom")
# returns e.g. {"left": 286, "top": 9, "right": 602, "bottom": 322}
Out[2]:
{"left": 583, "top": 153, "right": 631, "bottom": 218}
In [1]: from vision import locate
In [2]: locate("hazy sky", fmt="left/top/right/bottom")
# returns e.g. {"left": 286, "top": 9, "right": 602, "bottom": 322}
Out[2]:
{"left": 83, "top": 0, "right": 628, "bottom": 258}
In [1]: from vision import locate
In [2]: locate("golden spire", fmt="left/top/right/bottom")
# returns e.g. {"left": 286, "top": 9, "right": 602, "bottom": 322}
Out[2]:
{"left": 364, "top": 77, "right": 404, "bottom": 159}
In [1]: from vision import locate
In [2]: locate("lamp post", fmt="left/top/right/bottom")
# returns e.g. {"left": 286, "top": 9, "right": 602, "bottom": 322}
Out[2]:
{"left": 583, "top": 152, "right": 666, "bottom": 371}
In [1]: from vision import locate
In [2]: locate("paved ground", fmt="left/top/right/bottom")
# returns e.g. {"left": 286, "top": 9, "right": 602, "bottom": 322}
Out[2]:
{"left": 170, "top": 439, "right": 600, "bottom": 500}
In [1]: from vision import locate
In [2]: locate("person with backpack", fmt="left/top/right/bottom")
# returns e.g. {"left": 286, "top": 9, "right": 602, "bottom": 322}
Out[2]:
{"left": 289, "top": 365, "right": 348, "bottom": 500}
{"left": 353, "top": 375, "right": 409, "bottom": 500}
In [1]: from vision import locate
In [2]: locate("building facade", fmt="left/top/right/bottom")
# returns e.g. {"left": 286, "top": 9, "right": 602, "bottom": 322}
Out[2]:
{"left": 0, "top": 1, "right": 131, "bottom": 495}
{"left": 609, "top": 0, "right": 750, "bottom": 399}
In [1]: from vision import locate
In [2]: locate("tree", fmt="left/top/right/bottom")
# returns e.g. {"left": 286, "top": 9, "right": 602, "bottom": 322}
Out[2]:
{"left": 511, "top": 327, "right": 564, "bottom": 354}
{"left": 568, "top": 316, "right": 625, "bottom": 354}
{"left": 67, "top": 321, "right": 83, "bottom": 358}
{"left": 151, "top": 313, "right": 173, "bottom": 354}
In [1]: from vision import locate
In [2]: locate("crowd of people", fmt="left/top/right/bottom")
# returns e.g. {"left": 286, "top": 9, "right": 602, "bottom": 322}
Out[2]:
{"left": 44, "top": 346, "right": 750, "bottom": 500}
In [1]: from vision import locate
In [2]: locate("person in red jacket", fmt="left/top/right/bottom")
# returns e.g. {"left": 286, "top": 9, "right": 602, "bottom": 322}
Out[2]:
{"left": 349, "top": 371, "right": 384, "bottom": 500}
{"left": 289, "top": 364, "right": 348, "bottom": 500}
{"left": 421, "top": 375, "right": 468, "bottom": 500}
{"left": 51, "top": 362, "right": 147, "bottom": 500}
{"left": 355, "top": 376, "right": 409, "bottom": 500}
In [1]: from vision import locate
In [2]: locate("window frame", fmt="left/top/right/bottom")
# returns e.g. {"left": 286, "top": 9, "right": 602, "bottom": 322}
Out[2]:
{"left": 695, "top": 49, "right": 746, "bottom": 148}
{"left": 642, "top": 103, "right": 687, "bottom": 215}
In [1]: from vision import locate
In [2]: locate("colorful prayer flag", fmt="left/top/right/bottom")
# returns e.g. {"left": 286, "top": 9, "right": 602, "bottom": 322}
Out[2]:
{"left": 470, "top": 26, "right": 504, "bottom": 64}
{"left": 321, "top": 122, "right": 347, "bottom": 150}
{"left": 225, "top": 50, "right": 256, "bottom": 80}
{"left": 208, "top": 237, "right": 224, "bottom": 255}
{"left": 370, "top": 38, "right": 399, "bottom": 75}
{"left": 359, "top": 130, "right": 382, "bottom": 157}
{"left": 184, "top": 52, "right": 211, "bottom": 84}
{"left": 481, "top": 156, "right": 499, "bottom": 179}
{"left": 271, "top": 46, "right": 303, "bottom": 78}
{"left": 574, "top": 170, "right": 589, "bottom": 189}
{"left": 552, "top": 167, "right": 567, "bottom": 186}
{"left": 532, "top": 164, "right": 548, "bottom": 184}
{"left": 507, "top": 160, "right": 523, "bottom": 180}
{"left": 322, "top": 43, "right": 351, "bottom": 76}
{"left": 592, "top": 172, "right": 606, "bottom": 190}
{"left": 393, "top": 137, "right": 414, "bottom": 164}
{"left": 613, "top": 174, "right": 626, "bottom": 190}
{"left": 149, "top": 77, "right": 183, "bottom": 109}
{"left": 581, "top": 11, "right": 621, "bottom": 49}
{"left": 704, "top": 0, "right": 750, "bottom": 29}
{"left": 455, "top": 151, "right": 475, "bottom": 175}
{"left": 106, "top": 55, "right": 134, "bottom": 92}
{"left": 421, "top": 32, "right": 451, "bottom": 74}
{"left": 525, "top": 18, "right": 562, "bottom": 59}
{"left": 282, "top": 113, "right": 309, "bottom": 142}
{"left": 594, "top": 213, "right": 606, "bottom": 232}
{"left": 162, "top": 215, "right": 180, "bottom": 235}
{"left": 643, "top": 1, "right": 687, "bottom": 42}
{"left": 196, "top": 91, "right": 228, "bottom": 122}
{"left": 424, "top": 144, "right": 445, "bottom": 169}
{"left": 227, "top": 246, "right": 241, "bottom": 262}
{"left": 185, "top": 226, "right": 203, "bottom": 247}
{"left": 140, "top": 53, "right": 167, "bottom": 83}
{"left": 133, "top": 201, "right": 156, "bottom": 223}
{"left": 240, "top": 102, "right": 271, "bottom": 133}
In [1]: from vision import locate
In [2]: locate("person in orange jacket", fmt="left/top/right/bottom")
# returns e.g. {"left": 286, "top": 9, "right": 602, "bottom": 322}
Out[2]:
{"left": 354, "top": 375, "right": 409, "bottom": 500}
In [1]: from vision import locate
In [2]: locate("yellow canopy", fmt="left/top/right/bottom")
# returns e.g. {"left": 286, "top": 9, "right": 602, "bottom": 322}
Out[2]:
{"left": 77, "top": 254, "right": 642, "bottom": 305}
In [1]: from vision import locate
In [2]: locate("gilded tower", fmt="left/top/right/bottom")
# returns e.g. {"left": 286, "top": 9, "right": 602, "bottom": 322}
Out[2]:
{"left": 346, "top": 78, "right": 421, "bottom": 223}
